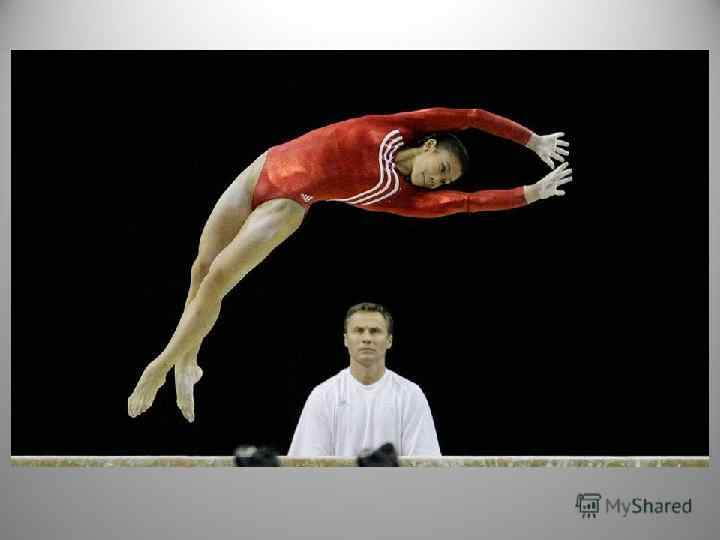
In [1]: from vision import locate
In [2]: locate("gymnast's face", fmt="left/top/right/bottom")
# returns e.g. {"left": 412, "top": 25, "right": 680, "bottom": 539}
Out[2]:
{"left": 409, "top": 139, "right": 463, "bottom": 190}
{"left": 344, "top": 312, "right": 393, "bottom": 367}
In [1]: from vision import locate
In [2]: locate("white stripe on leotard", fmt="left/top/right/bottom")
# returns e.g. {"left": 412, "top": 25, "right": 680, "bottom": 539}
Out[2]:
{"left": 330, "top": 129, "right": 404, "bottom": 205}
{"left": 360, "top": 157, "right": 400, "bottom": 205}
{"left": 349, "top": 137, "right": 403, "bottom": 205}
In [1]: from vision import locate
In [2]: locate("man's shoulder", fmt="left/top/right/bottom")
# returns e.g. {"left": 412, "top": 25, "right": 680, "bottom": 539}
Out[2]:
{"left": 309, "top": 369, "right": 347, "bottom": 396}
{"left": 386, "top": 369, "right": 426, "bottom": 396}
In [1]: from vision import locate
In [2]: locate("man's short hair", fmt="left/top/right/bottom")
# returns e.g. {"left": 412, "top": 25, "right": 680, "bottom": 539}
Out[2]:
{"left": 344, "top": 302, "right": 394, "bottom": 335}
{"left": 416, "top": 132, "right": 470, "bottom": 180}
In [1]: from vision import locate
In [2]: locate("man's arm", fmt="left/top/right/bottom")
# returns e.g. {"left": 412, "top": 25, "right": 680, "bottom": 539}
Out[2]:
{"left": 401, "top": 387, "right": 441, "bottom": 457}
{"left": 394, "top": 164, "right": 573, "bottom": 218}
{"left": 287, "top": 388, "right": 333, "bottom": 457}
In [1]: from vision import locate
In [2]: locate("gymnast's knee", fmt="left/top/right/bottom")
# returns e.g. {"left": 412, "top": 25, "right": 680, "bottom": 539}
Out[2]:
{"left": 190, "top": 259, "right": 212, "bottom": 281}
{"left": 197, "top": 266, "right": 232, "bottom": 302}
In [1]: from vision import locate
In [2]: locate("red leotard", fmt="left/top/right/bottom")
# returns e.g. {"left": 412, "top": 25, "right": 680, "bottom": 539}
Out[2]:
{"left": 251, "top": 108, "right": 533, "bottom": 218}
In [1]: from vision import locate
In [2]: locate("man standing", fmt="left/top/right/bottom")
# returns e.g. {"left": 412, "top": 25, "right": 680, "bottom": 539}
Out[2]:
{"left": 288, "top": 303, "right": 441, "bottom": 457}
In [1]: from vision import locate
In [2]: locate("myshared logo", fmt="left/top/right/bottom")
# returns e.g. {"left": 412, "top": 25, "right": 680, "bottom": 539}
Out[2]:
{"left": 576, "top": 493, "right": 693, "bottom": 518}
{"left": 576, "top": 493, "right": 602, "bottom": 518}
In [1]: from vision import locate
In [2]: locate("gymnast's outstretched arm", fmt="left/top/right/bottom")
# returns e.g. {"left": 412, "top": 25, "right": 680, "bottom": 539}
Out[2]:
{"left": 379, "top": 108, "right": 570, "bottom": 169}
{"left": 395, "top": 162, "right": 573, "bottom": 219}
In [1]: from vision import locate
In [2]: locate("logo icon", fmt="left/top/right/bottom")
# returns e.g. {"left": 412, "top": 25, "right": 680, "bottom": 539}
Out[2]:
{"left": 576, "top": 493, "right": 602, "bottom": 519}
{"left": 301, "top": 193, "right": 314, "bottom": 203}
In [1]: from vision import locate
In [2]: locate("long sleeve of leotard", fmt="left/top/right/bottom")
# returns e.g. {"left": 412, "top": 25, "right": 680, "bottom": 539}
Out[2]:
{"left": 393, "top": 186, "right": 527, "bottom": 218}
{"left": 380, "top": 107, "right": 534, "bottom": 146}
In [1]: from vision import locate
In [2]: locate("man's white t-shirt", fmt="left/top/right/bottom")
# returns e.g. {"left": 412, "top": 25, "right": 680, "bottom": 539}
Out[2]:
{"left": 287, "top": 368, "right": 441, "bottom": 457}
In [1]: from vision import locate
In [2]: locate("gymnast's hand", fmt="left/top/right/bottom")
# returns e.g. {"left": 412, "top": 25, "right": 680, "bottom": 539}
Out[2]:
{"left": 524, "top": 162, "right": 573, "bottom": 203}
{"left": 526, "top": 132, "right": 570, "bottom": 169}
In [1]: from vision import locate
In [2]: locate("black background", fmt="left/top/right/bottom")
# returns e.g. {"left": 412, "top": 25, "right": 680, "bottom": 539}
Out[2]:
{"left": 11, "top": 51, "right": 708, "bottom": 456}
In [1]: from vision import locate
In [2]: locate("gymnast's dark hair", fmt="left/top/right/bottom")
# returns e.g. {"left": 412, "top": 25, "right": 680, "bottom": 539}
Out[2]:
{"left": 416, "top": 132, "right": 470, "bottom": 180}
{"left": 344, "top": 302, "right": 394, "bottom": 335}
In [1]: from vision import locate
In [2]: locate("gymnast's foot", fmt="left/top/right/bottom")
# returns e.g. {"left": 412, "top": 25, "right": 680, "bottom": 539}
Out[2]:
{"left": 128, "top": 359, "right": 170, "bottom": 418}
{"left": 174, "top": 355, "right": 203, "bottom": 423}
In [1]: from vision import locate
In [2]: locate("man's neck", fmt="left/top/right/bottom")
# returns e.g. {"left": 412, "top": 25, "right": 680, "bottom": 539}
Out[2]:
{"left": 349, "top": 359, "right": 386, "bottom": 386}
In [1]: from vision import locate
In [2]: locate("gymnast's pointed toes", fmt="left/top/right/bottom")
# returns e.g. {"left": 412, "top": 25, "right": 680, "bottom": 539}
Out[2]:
{"left": 128, "top": 396, "right": 137, "bottom": 418}
{"left": 176, "top": 400, "right": 191, "bottom": 422}
{"left": 129, "top": 393, "right": 153, "bottom": 418}
{"left": 178, "top": 405, "right": 195, "bottom": 423}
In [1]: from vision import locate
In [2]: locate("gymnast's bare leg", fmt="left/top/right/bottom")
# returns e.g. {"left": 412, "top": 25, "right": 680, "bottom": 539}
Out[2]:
{"left": 172, "top": 152, "right": 267, "bottom": 416}
{"left": 128, "top": 154, "right": 306, "bottom": 421}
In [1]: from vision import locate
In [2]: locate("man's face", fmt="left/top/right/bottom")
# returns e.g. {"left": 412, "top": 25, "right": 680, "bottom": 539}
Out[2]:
{"left": 409, "top": 140, "right": 463, "bottom": 190}
{"left": 344, "top": 312, "right": 393, "bottom": 367}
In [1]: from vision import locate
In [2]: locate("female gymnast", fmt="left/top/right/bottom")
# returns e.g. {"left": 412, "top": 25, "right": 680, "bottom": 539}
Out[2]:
{"left": 128, "top": 107, "right": 572, "bottom": 422}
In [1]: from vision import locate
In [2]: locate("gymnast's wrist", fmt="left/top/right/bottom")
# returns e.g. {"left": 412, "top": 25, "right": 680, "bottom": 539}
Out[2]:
{"left": 523, "top": 184, "right": 540, "bottom": 204}
{"left": 525, "top": 132, "right": 540, "bottom": 152}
